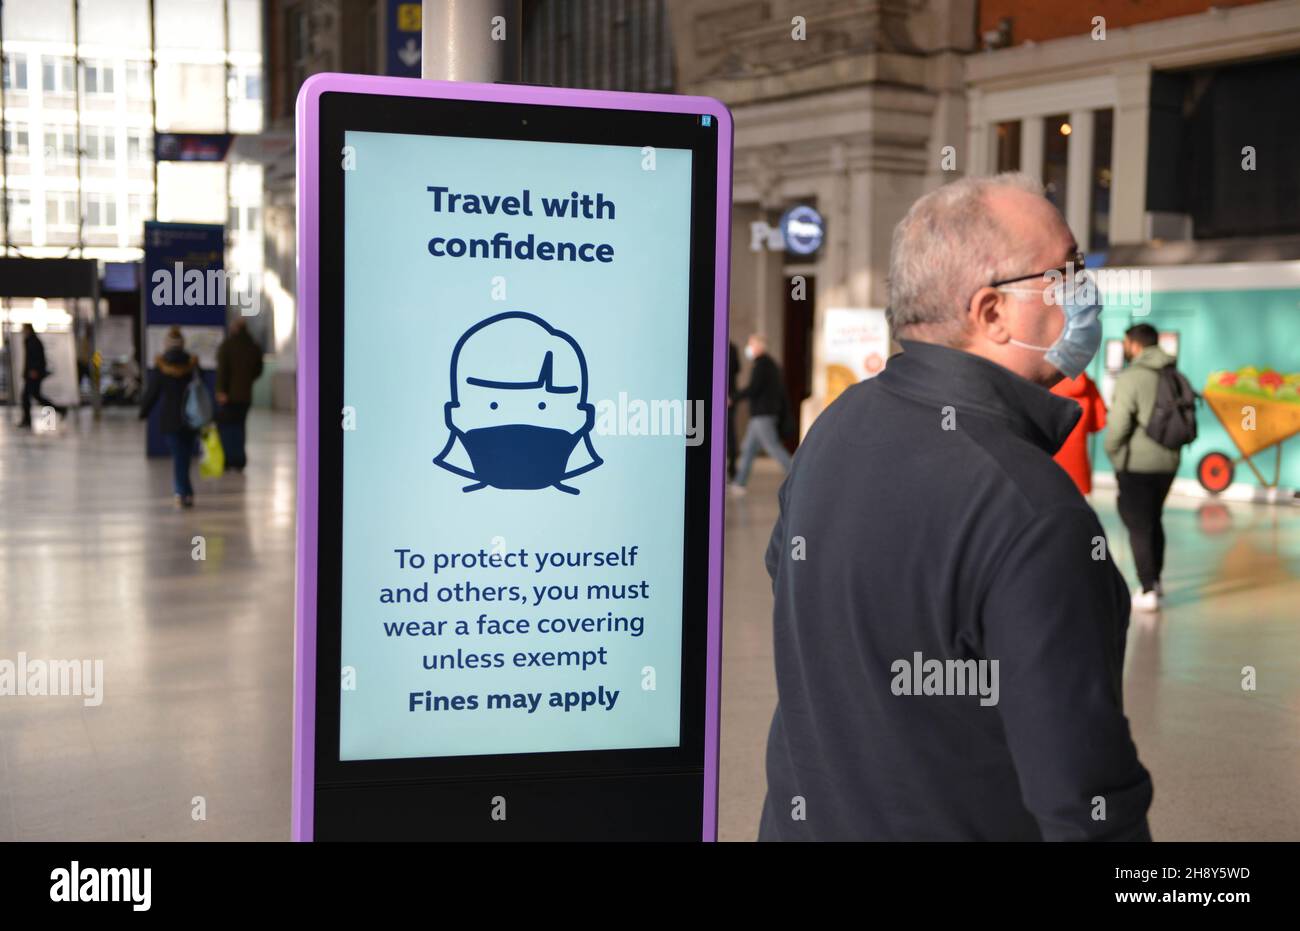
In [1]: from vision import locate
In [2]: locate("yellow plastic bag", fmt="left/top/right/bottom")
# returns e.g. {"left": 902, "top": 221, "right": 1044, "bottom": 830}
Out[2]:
{"left": 199, "top": 425, "right": 225, "bottom": 479}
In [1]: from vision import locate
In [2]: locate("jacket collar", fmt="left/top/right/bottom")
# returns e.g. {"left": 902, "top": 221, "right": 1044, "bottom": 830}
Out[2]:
{"left": 156, "top": 352, "right": 195, "bottom": 379}
{"left": 1134, "top": 345, "right": 1171, "bottom": 370}
{"left": 879, "top": 339, "right": 1081, "bottom": 455}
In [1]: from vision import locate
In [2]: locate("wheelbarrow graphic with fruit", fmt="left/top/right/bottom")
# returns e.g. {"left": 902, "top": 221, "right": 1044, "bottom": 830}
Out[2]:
{"left": 1197, "top": 366, "right": 1300, "bottom": 494}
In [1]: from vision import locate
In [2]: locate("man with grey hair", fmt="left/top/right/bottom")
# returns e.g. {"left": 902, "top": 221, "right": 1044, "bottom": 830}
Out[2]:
{"left": 759, "top": 173, "right": 1152, "bottom": 841}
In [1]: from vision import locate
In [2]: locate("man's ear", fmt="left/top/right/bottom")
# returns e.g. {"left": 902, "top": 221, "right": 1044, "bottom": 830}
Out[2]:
{"left": 967, "top": 286, "right": 1009, "bottom": 346}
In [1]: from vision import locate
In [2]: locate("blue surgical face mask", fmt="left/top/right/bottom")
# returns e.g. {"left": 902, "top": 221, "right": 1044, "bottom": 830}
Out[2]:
{"left": 458, "top": 423, "right": 582, "bottom": 490}
{"left": 1001, "top": 270, "right": 1102, "bottom": 379}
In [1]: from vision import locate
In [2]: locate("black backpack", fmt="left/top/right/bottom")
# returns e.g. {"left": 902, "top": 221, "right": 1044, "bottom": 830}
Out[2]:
{"left": 1145, "top": 364, "right": 1199, "bottom": 450}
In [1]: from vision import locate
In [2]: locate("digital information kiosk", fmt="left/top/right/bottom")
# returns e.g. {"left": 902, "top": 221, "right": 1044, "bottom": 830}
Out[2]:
{"left": 294, "top": 73, "right": 733, "bottom": 840}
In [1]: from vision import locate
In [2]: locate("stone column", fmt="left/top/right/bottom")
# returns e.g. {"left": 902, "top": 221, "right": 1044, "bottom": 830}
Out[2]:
{"left": 967, "top": 88, "right": 990, "bottom": 176}
{"left": 1065, "top": 108, "right": 1095, "bottom": 247}
{"left": 1111, "top": 62, "right": 1151, "bottom": 245}
{"left": 1020, "top": 115, "right": 1045, "bottom": 182}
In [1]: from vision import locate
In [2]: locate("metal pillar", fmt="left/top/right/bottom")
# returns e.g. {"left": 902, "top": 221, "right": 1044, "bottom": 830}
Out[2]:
{"left": 1, "top": 0, "right": 11, "bottom": 256}
{"left": 421, "top": 0, "right": 522, "bottom": 83}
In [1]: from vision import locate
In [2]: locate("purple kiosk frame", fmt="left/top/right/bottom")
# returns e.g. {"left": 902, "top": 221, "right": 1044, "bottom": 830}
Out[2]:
{"left": 293, "top": 73, "right": 732, "bottom": 841}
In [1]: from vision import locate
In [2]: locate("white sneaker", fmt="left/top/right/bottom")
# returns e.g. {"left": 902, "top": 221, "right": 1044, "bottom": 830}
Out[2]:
{"left": 1131, "top": 588, "right": 1161, "bottom": 613}
{"left": 728, "top": 482, "right": 747, "bottom": 497}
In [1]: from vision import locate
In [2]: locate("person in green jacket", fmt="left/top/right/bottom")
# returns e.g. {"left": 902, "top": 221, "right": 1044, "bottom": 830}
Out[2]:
{"left": 1104, "top": 323, "right": 1180, "bottom": 612}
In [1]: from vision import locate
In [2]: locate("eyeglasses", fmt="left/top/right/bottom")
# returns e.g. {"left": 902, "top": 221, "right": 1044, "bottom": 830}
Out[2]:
{"left": 991, "top": 251, "right": 1087, "bottom": 288}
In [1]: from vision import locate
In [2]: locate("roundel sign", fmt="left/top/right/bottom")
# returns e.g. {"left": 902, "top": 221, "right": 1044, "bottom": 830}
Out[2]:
{"left": 779, "top": 204, "right": 825, "bottom": 256}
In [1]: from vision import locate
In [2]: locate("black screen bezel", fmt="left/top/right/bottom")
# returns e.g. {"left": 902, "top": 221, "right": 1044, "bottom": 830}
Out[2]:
{"left": 312, "top": 89, "right": 719, "bottom": 790}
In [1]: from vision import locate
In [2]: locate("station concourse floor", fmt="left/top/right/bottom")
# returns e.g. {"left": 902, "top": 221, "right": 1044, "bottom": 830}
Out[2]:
{"left": 1, "top": 407, "right": 1298, "bottom": 841}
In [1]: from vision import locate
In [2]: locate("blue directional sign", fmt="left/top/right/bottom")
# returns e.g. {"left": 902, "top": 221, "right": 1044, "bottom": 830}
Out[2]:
{"left": 141, "top": 221, "right": 225, "bottom": 456}
{"left": 386, "top": 0, "right": 423, "bottom": 77}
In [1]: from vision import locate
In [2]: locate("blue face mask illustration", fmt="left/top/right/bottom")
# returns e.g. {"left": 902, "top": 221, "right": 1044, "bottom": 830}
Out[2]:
{"left": 1004, "top": 269, "right": 1103, "bottom": 379}
{"left": 433, "top": 312, "right": 602, "bottom": 494}
{"left": 458, "top": 424, "right": 583, "bottom": 490}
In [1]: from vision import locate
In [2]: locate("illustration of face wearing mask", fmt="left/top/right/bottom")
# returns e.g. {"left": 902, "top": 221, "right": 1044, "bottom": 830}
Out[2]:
{"left": 433, "top": 311, "right": 602, "bottom": 494}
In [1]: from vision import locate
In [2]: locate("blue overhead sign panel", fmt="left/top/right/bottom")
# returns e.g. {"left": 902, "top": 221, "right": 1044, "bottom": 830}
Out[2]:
{"left": 144, "top": 222, "right": 225, "bottom": 326}
{"left": 141, "top": 221, "right": 225, "bottom": 456}
{"left": 386, "top": 0, "right": 423, "bottom": 77}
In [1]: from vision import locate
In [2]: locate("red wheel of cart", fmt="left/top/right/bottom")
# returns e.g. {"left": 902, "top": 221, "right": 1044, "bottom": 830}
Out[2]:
{"left": 1197, "top": 451, "right": 1234, "bottom": 494}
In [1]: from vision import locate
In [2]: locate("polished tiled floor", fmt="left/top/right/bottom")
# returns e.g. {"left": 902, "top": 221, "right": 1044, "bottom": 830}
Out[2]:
{"left": 1, "top": 409, "right": 1298, "bottom": 840}
{"left": 0, "top": 408, "right": 296, "bottom": 840}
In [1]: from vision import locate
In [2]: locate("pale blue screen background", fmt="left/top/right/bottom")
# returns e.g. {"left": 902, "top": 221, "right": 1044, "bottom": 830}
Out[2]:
{"left": 340, "top": 130, "right": 693, "bottom": 761}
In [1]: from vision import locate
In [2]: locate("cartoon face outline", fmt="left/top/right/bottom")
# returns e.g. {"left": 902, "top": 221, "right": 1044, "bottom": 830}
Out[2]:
{"left": 433, "top": 311, "right": 602, "bottom": 494}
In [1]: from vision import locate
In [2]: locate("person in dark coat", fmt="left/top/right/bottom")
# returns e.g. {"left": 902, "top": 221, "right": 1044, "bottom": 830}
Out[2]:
{"left": 727, "top": 340, "right": 740, "bottom": 480}
{"left": 215, "top": 318, "right": 264, "bottom": 472}
{"left": 19, "top": 324, "right": 67, "bottom": 428}
{"left": 759, "top": 173, "right": 1151, "bottom": 841}
{"left": 729, "top": 334, "right": 792, "bottom": 494}
{"left": 139, "top": 326, "right": 199, "bottom": 507}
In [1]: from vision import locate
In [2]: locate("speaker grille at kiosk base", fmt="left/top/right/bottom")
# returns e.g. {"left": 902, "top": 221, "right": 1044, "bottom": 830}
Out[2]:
{"left": 314, "top": 771, "right": 705, "bottom": 841}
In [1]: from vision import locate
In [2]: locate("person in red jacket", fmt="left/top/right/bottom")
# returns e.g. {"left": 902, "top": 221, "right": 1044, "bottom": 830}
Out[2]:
{"left": 1051, "top": 372, "right": 1107, "bottom": 494}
